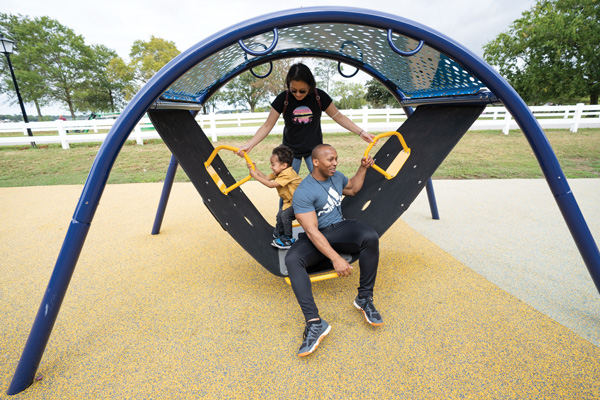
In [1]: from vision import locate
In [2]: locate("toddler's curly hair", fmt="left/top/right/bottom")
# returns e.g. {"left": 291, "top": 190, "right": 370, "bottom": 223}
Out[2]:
{"left": 272, "top": 145, "right": 294, "bottom": 167}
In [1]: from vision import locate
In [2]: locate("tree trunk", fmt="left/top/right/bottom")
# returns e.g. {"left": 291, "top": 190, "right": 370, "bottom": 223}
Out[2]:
{"left": 34, "top": 100, "right": 43, "bottom": 119}
{"left": 590, "top": 90, "right": 598, "bottom": 105}
{"left": 68, "top": 101, "right": 75, "bottom": 119}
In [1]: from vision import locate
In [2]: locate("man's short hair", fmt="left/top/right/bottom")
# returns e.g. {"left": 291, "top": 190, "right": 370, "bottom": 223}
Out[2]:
{"left": 311, "top": 143, "right": 334, "bottom": 159}
{"left": 272, "top": 145, "right": 294, "bottom": 166}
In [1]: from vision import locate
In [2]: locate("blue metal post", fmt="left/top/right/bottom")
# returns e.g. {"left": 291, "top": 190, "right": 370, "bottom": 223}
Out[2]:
{"left": 151, "top": 155, "right": 178, "bottom": 235}
{"left": 425, "top": 179, "right": 440, "bottom": 220}
{"left": 7, "top": 220, "right": 90, "bottom": 395}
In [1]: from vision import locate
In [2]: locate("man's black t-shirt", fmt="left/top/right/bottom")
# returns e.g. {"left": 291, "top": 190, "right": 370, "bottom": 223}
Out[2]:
{"left": 271, "top": 89, "right": 333, "bottom": 158}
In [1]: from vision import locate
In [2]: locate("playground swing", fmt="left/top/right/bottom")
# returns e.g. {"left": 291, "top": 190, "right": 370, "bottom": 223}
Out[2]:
{"left": 199, "top": 127, "right": 414, "bottom": 285}
{"left": 8, "top": 7, "right": 600, "bottom": 396}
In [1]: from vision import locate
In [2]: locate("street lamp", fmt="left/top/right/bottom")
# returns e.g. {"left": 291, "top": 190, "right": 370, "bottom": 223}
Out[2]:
{"left": 0, "top": 34, "right": 35, "bottom": 147}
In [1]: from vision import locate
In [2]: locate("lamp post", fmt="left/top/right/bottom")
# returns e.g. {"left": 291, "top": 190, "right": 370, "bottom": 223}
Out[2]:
{"left": 0, "top": 34, "right": 35, "bottom": 147}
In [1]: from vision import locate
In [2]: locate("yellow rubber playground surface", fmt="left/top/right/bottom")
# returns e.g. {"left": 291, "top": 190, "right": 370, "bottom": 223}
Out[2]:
{"left": 1, "top": 182, "right": 599, "bottom": 399}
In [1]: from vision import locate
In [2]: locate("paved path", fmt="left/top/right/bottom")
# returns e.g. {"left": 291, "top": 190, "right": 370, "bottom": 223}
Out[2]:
{"left": 402, "top": 179, "right": 600, "bottom": 347}
{"left": 1, "top": 181, "right": 599, "bottom": 399}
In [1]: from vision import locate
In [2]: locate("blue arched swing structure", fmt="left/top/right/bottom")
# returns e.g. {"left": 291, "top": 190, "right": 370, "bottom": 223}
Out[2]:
{"left": 8, "top": 6, "right": 600, "bottom": 395}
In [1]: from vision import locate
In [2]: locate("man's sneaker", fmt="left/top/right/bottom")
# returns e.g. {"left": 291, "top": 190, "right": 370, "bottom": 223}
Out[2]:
{"left": 353, "top": 295, "right": 383, "bottom": 326}
{"left": 271, "top": 235, "right": 294, "bottom": 249}
{"left": 298, "top": 319, "right": 331, "bottom": 357}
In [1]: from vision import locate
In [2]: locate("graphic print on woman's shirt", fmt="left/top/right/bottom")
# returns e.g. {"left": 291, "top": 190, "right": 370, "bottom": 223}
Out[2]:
{"left": 293, "top": 106, "right": 313, "bottom": 124}
{"left": 317, "top": 187, "right": 342, "bottom": 217}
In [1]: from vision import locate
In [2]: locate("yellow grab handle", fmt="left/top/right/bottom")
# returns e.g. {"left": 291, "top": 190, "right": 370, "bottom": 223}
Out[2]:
{"left": 204, "top": 145, "right": 255, "bottom": 195}
{"left": 363, "top": 131, "right": 411, "bottom": 180}
{"left": 285, "top": 271, "right": 340, "bottom": 285}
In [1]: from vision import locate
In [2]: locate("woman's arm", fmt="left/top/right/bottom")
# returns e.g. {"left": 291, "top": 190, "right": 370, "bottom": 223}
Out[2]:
{"left": 325, "top": 103, "right": 375, "bottom": 143}
{"left": 236, "top": 107, "right": 280, "bottom": 156}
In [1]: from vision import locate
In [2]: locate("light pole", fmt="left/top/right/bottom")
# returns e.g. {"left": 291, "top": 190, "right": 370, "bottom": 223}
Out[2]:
{"left": 0, "top": 34, "right": 35, "bottom": 147}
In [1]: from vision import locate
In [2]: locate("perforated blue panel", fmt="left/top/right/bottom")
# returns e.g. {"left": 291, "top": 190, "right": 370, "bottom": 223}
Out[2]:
{"left": 161, "top": 23, "right": 485, "bottom": 103}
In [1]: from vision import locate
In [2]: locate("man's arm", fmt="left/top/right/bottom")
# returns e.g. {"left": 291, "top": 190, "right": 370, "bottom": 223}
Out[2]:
{"left": 295, "top": 211, "right": 353, "bottom": 277}
{"left": 342, "top": 156, "right": 374, "bottom": 196}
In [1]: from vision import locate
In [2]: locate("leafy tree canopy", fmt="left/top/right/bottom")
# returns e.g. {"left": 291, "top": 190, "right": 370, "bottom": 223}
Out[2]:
{"left": 330, "top": 80, "right": 366, "bottom": 109}
{"left": 129, "top": 36, "right": 180, "bottom": 84}
{"left": 313, "top": 59, "right": 338, "bottom": 92}
{"left": 483, "top": 0, "right": 600, "bottom": 105}
{"left": 364, "top": 79, "right": 397, "bottom": 108}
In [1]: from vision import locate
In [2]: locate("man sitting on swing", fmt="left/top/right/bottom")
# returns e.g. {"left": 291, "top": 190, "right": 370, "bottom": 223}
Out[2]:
{"left": 285, "top": 144, "right": 383, "bottom": 357}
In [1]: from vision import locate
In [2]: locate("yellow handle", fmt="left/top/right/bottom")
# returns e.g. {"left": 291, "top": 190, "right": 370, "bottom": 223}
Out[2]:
{"left": 363, "top": 131, "right": 411, "bottom": 180}
{"left": 204, "top": 145, "right": 255, "bottom": 195}
{"left": 285, "top": 271, "right": 340, "bottom": 285}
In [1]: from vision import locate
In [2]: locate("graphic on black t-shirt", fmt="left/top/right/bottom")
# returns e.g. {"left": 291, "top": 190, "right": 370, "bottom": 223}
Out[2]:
{"left": 293, "top": 106, "right": 313, "bottom": 124}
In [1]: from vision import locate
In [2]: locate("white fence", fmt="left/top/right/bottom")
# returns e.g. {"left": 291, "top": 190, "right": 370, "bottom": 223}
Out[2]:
{"left": 1, "top": 103, "right": 599, "bottom": 149}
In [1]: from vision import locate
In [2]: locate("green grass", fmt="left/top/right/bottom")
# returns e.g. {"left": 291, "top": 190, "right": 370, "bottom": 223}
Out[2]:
{"left": 0, "top": 129, "right": 598, "bottom": 188}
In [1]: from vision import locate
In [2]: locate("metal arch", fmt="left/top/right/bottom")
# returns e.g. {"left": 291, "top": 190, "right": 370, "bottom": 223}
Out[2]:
{"left": 195, "top": 50, "right": 408, "bottom": 105}
{"left": 9, "top": 6, "right": 599, "bottom": 396}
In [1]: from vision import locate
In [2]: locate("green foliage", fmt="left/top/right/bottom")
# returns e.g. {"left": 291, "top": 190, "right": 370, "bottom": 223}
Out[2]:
{"left": 0, "top": 13, "right": 132, "bottom": 117}
{"left": 330, "top": 80, "right": 367, "bottom": 109}
{"left": 313, "top": 59, "right": 338, "bottom": 92}
{"left": 75, "top": 44, "right": 120, "bottom": 113}
{"left": 106, "top": 56, "right": 137, "bottom": 105}
{"left": 0, "top": 13, "right": 54, "bottom": 117}
{"left": 41, "top": 18, "right": 94, "bottom": 118}
{"left": 129, "top": 36, "right": 180, "bottom": 84}
{"left": 223, "top": 71, "right": 271, "bottom": 112}
{"left": 364, "top": 79, "right": 397, "bottom": 108}
{"left": 483, "top": 0, "right": 600, "bottom": 105}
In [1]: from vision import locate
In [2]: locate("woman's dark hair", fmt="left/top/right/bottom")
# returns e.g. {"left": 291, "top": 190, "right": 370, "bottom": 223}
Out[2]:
{"left": 286, "top": 63, "right": 316, "bottom": 92}
{"left": 272, "top": 145, "right": 294, "bottom": 166}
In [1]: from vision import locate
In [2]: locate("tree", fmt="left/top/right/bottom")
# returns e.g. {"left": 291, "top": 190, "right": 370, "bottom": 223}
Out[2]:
{"left": 261, "top": 59, "right": 294, "bottom": 97}
{"left": 129, "top": 36, "right": 180, "bottom": 85}
{"left": 76, "top": 44, "right": 122, "bottom": 113}
{"left": 105, "top": 56, "right": 136, "bottom": 108}
{"left": 42, "top": 18, "right": 95, "bottom": 118}
{"left": 223, "top": 71, "right": 271, "bottom": 112}
{"left": 483, "top": 0, "right": 600, "bottom": 105}
{"left": 313, "top": 59, "right": 338, "bottom": 92}
{"left": 1, "top": 14, "right": 126, "bottom": 117}
{"left": 365, "top": 79, "right": 397, "bottom": 108}
{"left": 330, "top": 80, "right": 366, "bottom": 109}
{"left": 0, "top": 13, "right": 53, "bottom": 118}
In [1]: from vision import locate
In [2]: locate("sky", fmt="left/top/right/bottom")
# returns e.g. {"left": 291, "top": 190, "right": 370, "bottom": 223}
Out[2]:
{"left": 1, "top": 0, "right": 537, "bottom": 115}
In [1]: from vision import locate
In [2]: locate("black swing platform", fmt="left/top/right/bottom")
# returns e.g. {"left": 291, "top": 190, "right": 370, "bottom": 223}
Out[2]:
{"left": 148, "top": 104, "right": 485, "bottom": 277}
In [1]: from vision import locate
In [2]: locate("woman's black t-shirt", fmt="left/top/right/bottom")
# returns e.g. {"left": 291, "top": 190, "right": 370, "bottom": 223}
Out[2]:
{"left": 271, "top": 88, "right": 333, "bottom": 158}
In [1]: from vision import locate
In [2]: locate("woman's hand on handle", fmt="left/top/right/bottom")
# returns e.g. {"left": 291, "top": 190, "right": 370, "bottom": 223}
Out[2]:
{"left": 236, "top": 143, "right": 252, "bottom": 157}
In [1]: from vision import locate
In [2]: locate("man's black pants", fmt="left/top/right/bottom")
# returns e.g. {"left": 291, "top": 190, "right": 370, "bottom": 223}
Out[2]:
{"left": 284, "top": 220, "right": 379, "bottom": 321}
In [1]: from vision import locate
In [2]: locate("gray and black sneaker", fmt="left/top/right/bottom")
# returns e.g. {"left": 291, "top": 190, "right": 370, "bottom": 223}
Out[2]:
{"left": 297, "top": 319, "right": 331, "bottom": 357}
{"left": 353, "top": 295, "right": 383, "bottom": 326}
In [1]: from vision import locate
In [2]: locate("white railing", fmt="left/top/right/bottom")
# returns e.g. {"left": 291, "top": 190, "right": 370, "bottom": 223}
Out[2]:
{"left": 1, "top": 103, "right": 599, "bottom": 149}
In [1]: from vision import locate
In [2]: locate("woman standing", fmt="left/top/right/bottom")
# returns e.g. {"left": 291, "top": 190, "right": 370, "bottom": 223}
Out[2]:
{"left": 237, "top": 63, "right": 374, "bottom": 173}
